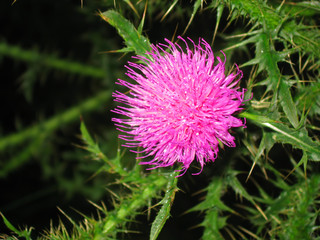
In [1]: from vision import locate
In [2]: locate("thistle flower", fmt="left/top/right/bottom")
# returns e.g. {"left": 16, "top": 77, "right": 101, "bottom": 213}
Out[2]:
{"left": 112, "top": 37, "right": 246, "bottom": 176}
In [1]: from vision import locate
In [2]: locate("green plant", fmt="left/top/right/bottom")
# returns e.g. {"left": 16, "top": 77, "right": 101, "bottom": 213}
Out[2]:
{"left": 1, "top": 0, "right": 320, "bottom": 239}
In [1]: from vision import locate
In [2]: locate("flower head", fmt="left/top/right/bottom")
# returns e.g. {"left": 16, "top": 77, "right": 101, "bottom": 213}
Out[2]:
{"left": 112, "top": 36, "right": 246, "bottom": 176}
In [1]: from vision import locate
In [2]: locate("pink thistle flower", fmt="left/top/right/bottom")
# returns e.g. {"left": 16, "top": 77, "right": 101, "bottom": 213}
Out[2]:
{"left": 112, "top": 36, "right": 246, "bottom": 176}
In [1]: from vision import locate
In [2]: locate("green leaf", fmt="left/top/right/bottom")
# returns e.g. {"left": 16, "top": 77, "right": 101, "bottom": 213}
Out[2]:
{"left": 202, "top": 210, "right": 227, "bottom": 240}
{"left": 239, "top": 111, "right": 277, "bottom": 124}
{"left": 294, "top": 150, "right": 308, "bottom": 175}
{"left": 245, "top": 131, "right": 275, "bottom": 181}
{"left": 226, "top": 170, "right": 256, "bottom": 205}
{"left": 190, "top": 178, "right": 233, "bottom": 213}
{"left": 255, "top": 32, "right": 301, "bottom": 128}
{"left": 80, "top": 120, "right": 126, "bottom": 176}
{"left": 295, "top": 1, "right": 320, "bottom": 12}
{"left": 80, "top": 120, "right": 100, "bottom": 155}
{"left": 262, "top": 122, "right": 320, "bottom": 161}
{"left": 296, "top": 82, "right": 320, "bottom": 116}
{"left": 258, "top": 174, "right": 320, "bottom": 238}
{"left": 217, "top": 0, "right": 281, "bottom": 30}
{"left": 1, "top": 212, "right": 19, "bottom": 234}
{"left": 189, "top": 178, "right": 232, "bottom": 240}
{"left": 242, "top": 112, "right": 320, "bottom": 161}
{"left": 279, "top": 80, "right": 299, "bottom": 128}
{"left": 0, "top": 212, "right": 32, "bottom": 240}
{"left": 149, "top": 172, "right": 178, "bottom": 240}
{"left": 100, "top": 10, "right": 151, "bottom": 57}
{"left": 256, "top": 32, "right": 281, "bottom": 84}
{"left": 98, "top": 175, "right": 168, "bottom": 238}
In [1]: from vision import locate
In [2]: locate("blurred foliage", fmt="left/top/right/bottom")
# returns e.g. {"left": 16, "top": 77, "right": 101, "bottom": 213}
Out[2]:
{"left": 1, "top": 0, "right": 320, "bottom": 239}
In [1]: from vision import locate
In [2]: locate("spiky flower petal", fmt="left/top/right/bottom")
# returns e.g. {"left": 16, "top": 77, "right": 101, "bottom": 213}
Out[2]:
{"left": 112, "top": 37, "right": 246, "bottom": 175}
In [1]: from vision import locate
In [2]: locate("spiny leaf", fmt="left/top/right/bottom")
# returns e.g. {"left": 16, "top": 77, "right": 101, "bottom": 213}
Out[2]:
{"left": 218, "top": 0, "right": 281, "bottom": 30}
{"left": 245, "top": 131, "right": 274, "bottom": 181}
{"left": 255, "top": 174, "right": 320, "bottom": 238}
{"left": 262, "top": 122, "right": 320, "bottom": 161}
{"left": 96, "top": 175, "right": 168, "bottom": 238}
{"left": 225, "top": 170, "right": 256, "bottom": 206}
{"left": 279, "top": 79, "right": 299, "bottom": 129}
{"left": 281, "top": 1, "right": 320, "bottom": 17}
{"left": 296, "top": 81, "right": 320, "bottom": 116}
{"left": 190, "top": 178, "right": 233, "bottom": 213}
{"left": 202, "top": 210, "right": 227, "bottom": 240}
{"left": 189, "top": 178, "right": 232, "bottom": 240}
{"left": 243, "top": 111, "right": 320, "bottom": 160}
{"left": 149, "top": 172, "right": 178, "bottom": 240}
{"left": 100, "top": 10, "right": 151, "bottom": 57}
{"left": 80, "top": 120, "right": 125, "bottom": 176}
{"left": 80, "top": 120, "right": 101, "bottom": 155}
{"left": 295, "top": 1, "right": 320, "bottom": 12}
{"left": 256, "top": 32, "right": 281, "bottom": 87}
{"left": 218, "top": 0, "right": 320, "bottom": 58}
{"left": 256, "top": 32, "right": 299, "bottom": 128}
{"left": 280, "top": 20, "right": 320, "bottom": 59}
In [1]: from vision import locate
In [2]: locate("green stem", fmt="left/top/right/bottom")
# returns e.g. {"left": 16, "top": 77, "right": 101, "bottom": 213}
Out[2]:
{"left": 0, "top": 90, "right": 111, "bottom": 152}
{"left": 0, "top": 41, "right": 106, "bottom": 78}
{"left": 94, "top": 175, "right": 168, "bottom": 239}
